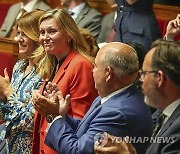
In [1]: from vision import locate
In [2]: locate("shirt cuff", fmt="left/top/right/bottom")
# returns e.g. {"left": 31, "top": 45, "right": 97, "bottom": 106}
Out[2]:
{"left": 46, "top": 115, "right": 63, "bottom": 132}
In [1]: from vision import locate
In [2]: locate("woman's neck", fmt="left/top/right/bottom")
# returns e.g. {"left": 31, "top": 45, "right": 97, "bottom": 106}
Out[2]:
{"left": 55, "top": 47, "right": 71, "bottom": 60}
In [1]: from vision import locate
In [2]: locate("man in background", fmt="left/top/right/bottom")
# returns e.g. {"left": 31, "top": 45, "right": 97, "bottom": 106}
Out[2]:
{"left": 61, "top": 0, "right": 102, "bottom": 39}
{"left": 0, "top": 0, "right": 51, "bottom": 38}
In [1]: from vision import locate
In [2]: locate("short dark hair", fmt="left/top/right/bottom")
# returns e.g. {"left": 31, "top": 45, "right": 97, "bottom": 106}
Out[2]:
{"left": 151, "top": 39, "right": 180, "bottom": 86}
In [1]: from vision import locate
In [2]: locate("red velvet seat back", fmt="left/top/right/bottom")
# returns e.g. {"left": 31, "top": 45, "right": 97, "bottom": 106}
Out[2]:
{"left": 0, "top": 3, "right": 12, "bottom": 27}
{"left": 0, "top": 52, "right": 14, "bottom": 78}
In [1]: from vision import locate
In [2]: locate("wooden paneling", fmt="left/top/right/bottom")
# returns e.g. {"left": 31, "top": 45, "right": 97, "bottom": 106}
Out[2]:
{"left": 0, "top": 37, "right": 18, "bottom": 64}
{"left": 0, "top": 0, "right": 179, "bottom": 22}
{"left": 153, "top": 4, "right": 180, "bottom": 21}
{"left": 87, "top": 0, "right": 113, "bottom": 14}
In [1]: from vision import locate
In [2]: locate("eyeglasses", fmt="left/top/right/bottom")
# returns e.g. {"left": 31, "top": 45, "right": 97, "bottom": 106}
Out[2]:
{"left": 139, "top": 70, "right": 158, "bottom": 81}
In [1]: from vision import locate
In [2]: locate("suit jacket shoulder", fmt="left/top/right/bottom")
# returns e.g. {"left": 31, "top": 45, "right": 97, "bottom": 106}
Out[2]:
{"left": 33, "top": 1, "right": 51, "bottom": 10}
{"left": 0, "top": 3, "right": 21, "bottom": 37}
{"left": 75, "top": 3, "right": 102, "bottom": 39}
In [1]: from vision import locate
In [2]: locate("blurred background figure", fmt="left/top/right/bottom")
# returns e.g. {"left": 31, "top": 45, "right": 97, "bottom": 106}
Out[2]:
{"left": 79, "top": 28, "right": 99, "bottom": 58}
{"left": 164, "top": 14, "right": 180, "bottom": 41}
{"left": 107, "top": 0, "right": 161, "bottom": 51}
{"left": 0, "top": 0, "right": 51, "bottom": 39}
{"left": 0, "top": 10, "right": 45, "bottom": 153}
{"left": 97, "top": 0, "right": 117, "bottom": 44}
{"left": 61, "top": 0, "right": 102, "bottom": 39}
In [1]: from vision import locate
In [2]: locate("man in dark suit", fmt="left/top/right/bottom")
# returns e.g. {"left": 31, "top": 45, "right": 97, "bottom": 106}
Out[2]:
{"left": 61, "top": 0, "right": 102, "bottom": 39}
{"left": 41, "top": 42, "right": 152, "bottom": 154}
{"left": 0, "top": 0, "right": 51, "bottom": 38}
{"left": 94, "top": 40, "right": 180, "bottom": 154}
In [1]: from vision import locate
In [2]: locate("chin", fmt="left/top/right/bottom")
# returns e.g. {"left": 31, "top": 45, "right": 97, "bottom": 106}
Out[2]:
{"left": 144, "top": 96, "right": 157, "bottom": 109}
{"left": 19, "top": 50, "right": 27, "bottom": 54}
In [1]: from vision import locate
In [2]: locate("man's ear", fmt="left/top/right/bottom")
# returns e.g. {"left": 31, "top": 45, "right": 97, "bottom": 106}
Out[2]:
{"left": 106, "top": 66, "right": 113, "bottom": 82}
{"left": 157, "top": 70, "right": 167, "bottom": 87}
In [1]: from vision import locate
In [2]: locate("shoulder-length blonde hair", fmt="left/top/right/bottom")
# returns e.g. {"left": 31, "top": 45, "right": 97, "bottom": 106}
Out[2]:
{"left": 17, "top": 10, "right": 52, "bottom": 79}
{"left": 33, "top": 8, "right": 95, "bottom": 79}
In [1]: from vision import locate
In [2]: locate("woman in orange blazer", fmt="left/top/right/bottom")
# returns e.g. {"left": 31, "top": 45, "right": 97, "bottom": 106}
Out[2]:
{"left": 31, "top": 9, "right": 98, "bottom": 154}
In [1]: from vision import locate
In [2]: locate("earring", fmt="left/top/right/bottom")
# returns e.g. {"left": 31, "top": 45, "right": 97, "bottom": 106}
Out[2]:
{"left": 67, "top": 39, "right": 71, "bottom": 43}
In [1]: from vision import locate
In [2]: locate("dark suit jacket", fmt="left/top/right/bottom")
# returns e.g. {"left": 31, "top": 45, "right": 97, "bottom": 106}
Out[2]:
{"left": 146, "top": 104, "right": 180, "bottom": 154}
{"left": 74, "top": 3, "right": 102, "bottom": 39}
{"left": 115, "top": 0, "right": 161, "bottom": 51}
{"left": 0, "top": 1, "right": 51, "bottom": 37}
{"left": 45, "top": 85, "right": 153, "bottom": 154}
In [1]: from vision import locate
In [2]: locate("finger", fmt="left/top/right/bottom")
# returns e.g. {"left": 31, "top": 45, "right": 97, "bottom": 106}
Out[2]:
{"left": 43, "top": 91, "right": 49, "bottom": 98}
{"left": 4, "top": 68, "right": 10, "bottom": 81}
{"left": 65, "top": 94, "right": 70, "bottom": 106}
{"left": 124, "top": 136, "right": 137, "bottom": 154}
{"left": 95, "top": 145, "right": 119, "bottom": 153}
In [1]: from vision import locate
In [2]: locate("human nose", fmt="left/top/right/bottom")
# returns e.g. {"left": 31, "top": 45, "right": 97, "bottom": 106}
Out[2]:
{"left": 17, "top": 34, "right": 24, "bottom": 43}
{"left": 43, "top": 31, "right": 51, "bottom": 40}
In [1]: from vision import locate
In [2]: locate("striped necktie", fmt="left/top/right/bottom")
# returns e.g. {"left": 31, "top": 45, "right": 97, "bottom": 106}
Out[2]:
{"left": 152, "top": 113, "right": 166, "bottom": 137}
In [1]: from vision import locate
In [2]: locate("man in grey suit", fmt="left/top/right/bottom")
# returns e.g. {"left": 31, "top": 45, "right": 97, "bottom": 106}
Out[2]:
{"left": 95, "top": 40, "right": 180, "bottom": 154}
{"left": 61, "top": 0, "right": 102, "bottom": 39}
{"left": 0, "top": 0, "right": 51, "bottom": 38}
{"left": 97, "top": 12, "right": 115, "bottom": 43}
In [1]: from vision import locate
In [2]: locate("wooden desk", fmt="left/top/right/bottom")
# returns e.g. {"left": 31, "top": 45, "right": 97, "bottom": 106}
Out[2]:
{"left": 0, "top": 37, "right": 18, "bottom": 55}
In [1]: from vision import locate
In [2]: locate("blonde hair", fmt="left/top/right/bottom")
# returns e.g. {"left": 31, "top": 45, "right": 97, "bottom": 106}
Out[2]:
{"left": 33, "top": 9, "right": 95, "bottom": 79}
{"left": 17, "top": 10, "right": 44, "bottom": 42}
{"left": 17, "top": 10, "right": 51, "bottom": 79}
{"left": 79, "top": 28, "right": 99, "bottom": 58}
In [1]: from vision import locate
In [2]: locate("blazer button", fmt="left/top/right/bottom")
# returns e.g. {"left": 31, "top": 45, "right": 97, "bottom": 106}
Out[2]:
{"left": 41, "top": 150, "right": 45, "bottom": 154}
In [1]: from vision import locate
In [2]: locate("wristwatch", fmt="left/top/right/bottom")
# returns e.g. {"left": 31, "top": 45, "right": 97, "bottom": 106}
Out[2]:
{"left": 46, "top": 114, "right": 54, "bottom": 123}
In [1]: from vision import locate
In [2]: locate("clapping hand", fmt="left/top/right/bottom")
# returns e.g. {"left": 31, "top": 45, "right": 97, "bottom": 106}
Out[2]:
{"left": 94, "top": 132, "right": 137, "bottom": 154}
{"left": 44, "top": 82, "right": 70, "bottom": 119}
{"left": 166, "top": 14, "right": 180, "bottom": 40}
{"left": 0, "top": 68, "right": 13, "bottom": 101}
{"left": 32, "top": 82, "right": 59, "bottom": 117}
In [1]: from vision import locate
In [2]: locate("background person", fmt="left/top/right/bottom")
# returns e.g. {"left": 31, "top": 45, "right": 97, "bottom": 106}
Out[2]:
{"left": 164, "top": 14, "right": 180, "bottom": 41}
{"left": 60, "top": 0, "right": 102, "bottom": 39}
{"left": 79, "top": 28, "right": 99, "bottom": 58}
{"left": 0, "top": 0, "right": 51, "bottom": 38}
{"left": 108, "top": 0, "right": 161, "bottom": 51}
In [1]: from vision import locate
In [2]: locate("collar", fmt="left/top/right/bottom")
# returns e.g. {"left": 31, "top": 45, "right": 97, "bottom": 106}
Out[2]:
{"left": 21, "top": 0, "right": 38, "bottom": 12}
{"left": 101, "top": 83, "right": 133, "bottom": 104}
{"left": 69, "top": 2, "right": 86, "bottom": 19}
{"left": 163, "top": 98, "right": 180, "bottom": 119}
{"left": 17, "top": 0, "right": 38, "bottom": 19}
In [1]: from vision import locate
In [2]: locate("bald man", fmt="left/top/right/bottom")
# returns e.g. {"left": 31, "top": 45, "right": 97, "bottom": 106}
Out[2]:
{"left": 43, "top": 42, "right": 152, "bottom": 154}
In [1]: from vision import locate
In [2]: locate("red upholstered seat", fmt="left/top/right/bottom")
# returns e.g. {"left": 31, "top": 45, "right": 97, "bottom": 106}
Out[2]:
{"left": 0, "top": 52, "right": 14, "bottom": 78}
{"left": 0, "top": 3, "right": 12, "bottom": 27}
{"left": 157, "top": 19, "right": 180, "bottom": 41}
